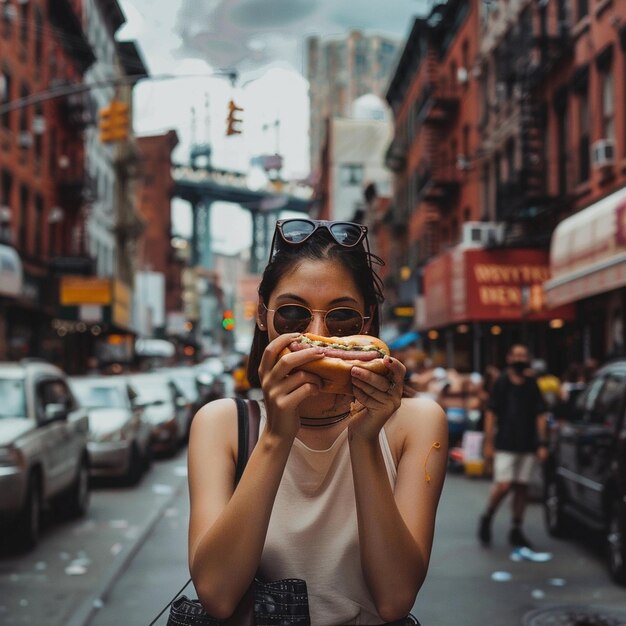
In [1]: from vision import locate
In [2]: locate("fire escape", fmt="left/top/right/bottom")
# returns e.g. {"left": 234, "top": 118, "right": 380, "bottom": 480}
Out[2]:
{"left": 415, "top": 48, "right": 460, "bottom": 213}
{"left": 48, "top": 0, "right": 96, "bottom": 269}
{"left": 495, "top": 4, "right": 572, "bottom": 246}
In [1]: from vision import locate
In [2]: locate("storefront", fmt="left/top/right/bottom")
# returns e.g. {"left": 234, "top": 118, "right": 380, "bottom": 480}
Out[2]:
{"left": 54, "top": 276, "right": 135, "bottom": 373}
{"left": 544, "top": 186, "right": 626, "bottom": 363}
{"left": 419, "top": 246, "right": 575, "bottom": 373}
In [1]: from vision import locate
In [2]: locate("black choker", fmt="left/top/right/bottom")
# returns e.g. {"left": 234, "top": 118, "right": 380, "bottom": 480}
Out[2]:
{"left": 300, "top": 410, "right": 351, "bottom": 428}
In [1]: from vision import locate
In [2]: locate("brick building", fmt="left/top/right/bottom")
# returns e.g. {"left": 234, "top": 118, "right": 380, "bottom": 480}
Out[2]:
{"left": 135, "top": 130, "right": 183, "bottom": 327}
{"left": 0, "top": 0, "right": 95, "bottom": 362}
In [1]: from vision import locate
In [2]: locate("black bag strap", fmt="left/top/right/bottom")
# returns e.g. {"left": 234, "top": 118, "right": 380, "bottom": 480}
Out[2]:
{"left": 149, "top": 398, "right": 261, "bottom": 626}
{"left": 235, "top": 398, "right": 260, "bottom": 485}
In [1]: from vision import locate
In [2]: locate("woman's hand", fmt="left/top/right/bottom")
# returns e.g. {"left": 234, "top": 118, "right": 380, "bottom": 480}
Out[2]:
{"left": 257, "top": 333, "right": 325, "bottom": 440}
{"left": 349, "top": 355, "right": 405, "bottom": 440}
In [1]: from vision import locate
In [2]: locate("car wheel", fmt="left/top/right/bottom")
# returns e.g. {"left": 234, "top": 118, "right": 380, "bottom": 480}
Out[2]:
{"left": 607, "top": 497, "right": 626, "bottom": 585}
{"left": 14, "top": 473, "right": 41, "bottom": 551}
{"left": 544, "top": 471, "right": 569, "bottom": 538}
{"left": 65, "top": 456, "right": 90, "bottom": 518}
{"left": 125, "top": 444, "right": 143, "bottom": 486}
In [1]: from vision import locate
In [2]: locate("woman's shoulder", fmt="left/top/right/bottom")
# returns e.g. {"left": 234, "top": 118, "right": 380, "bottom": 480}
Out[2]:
{"left": 387, "top": 396, "right": 447, "bottom": 439}
{"left": 190, "top": 397, "right": 238, "bottom": 440}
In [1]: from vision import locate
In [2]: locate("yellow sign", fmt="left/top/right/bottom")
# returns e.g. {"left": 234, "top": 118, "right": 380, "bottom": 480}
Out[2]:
{"left": 60, "top": 277, "right": 112, "bottom": 306}
{"left": 394, "top": 306, "right": 415, "bottom": 318}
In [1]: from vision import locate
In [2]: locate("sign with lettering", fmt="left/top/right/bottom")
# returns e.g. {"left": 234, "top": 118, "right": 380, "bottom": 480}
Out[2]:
{"left": 422, "top": 247, "right": 574, "bottom": 328}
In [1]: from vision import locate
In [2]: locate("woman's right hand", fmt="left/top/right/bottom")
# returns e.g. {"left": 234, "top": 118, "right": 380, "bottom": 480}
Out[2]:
{"left": 257, "top": 333, "right": 325, "bottom": 440}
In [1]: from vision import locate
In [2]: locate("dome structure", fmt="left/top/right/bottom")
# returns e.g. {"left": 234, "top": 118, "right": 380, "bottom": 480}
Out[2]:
{"left": 350, "top": 94, "right": 391, "bottom": 122}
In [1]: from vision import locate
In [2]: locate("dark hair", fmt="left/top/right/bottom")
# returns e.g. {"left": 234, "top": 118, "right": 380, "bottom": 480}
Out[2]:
{"left": 247, "top": 230, "right": 384, "bottom": 387}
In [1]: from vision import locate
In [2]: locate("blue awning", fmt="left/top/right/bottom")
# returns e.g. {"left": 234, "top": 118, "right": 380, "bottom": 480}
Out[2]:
{"left": 388, "top": 331, "right": 420, "bottom": 350}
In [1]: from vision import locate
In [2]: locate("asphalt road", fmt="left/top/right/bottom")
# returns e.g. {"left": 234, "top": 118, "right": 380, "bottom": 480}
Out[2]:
{"left": 87, "top": 469, "right": 626, "bottom": 626}
{"left": 2, "top": 456, "right": 626, "bottom": 625}
{"left": 0, "top": 450, "right": 189, "bottom": 626}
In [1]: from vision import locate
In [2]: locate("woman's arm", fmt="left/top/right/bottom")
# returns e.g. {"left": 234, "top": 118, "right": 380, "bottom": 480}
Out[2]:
{"left": 188, "top": 334, "right": 324, "bottom": 618}
{"left": 188, "top": 399, "right": 292, "bottom": 619}
{"left": 349, "top": 395, "right": 447, "bottom": 622}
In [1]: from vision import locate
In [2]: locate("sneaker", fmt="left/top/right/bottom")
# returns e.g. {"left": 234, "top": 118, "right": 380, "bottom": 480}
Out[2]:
{"left": 508, "top": 527, "right": 533, "bottom": 549}
{"left": 478, "top": 514, "right": 492, "bottom": 546}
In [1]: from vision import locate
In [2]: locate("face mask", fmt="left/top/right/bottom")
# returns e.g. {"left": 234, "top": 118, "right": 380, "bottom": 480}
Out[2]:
{"left": 511, "top": 361, "right": 529, "bottom": 375}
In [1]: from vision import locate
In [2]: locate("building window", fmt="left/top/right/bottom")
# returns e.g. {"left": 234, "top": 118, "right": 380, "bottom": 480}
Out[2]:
{"left": 601, "top": 67, "right": 614, "bottom": 142}
{"left": 19, "top": 0, "right": 28, "bottom": 49}
{"left": 3, "top": 2, "right": 15, "bottom": 39}
{"left": 34, "top": 194, "right": 43, "bottom": 255}
{"left": 18, "top": 82, "right": 28, "bottom": 135}
{"left": 556, "top": 100, "right": 568, "bottom": 195}
{"left": 506, "top": 138, "right": 515, "bottom": 180}
{"left": 1, "top": 169, "right": 12, "bottom": 242}
{"left": 578, "top": 88, "right": 590, "bottom": 183}
{"left": 1, "top": 69, "right": 12, "bottom": 129}
{"left": 340, "top": 164, "right": 364, "bottom": 186}
{"left": 19, "top": 184, "right": 29, "bottom": 252}
{"left": 34, "top": 8, "right": 43, "bottom": 74}
{"left": 482, "top": 164, "right": 490, "bottom": 220}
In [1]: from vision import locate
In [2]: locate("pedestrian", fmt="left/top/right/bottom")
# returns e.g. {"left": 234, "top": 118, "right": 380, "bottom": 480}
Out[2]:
{"left": 187, "top": 218, "right": 447, "bottom": 625}
{"left": 478, "top": 343, "right": 548, "bottom": 549}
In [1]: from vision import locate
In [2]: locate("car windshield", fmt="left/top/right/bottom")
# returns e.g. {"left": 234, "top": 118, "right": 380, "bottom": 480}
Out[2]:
{"left": 0, "top": 378, "right": 27, "bottom": 418}
{"left": 71, "top": 382, "right": 127, "bottom": 409}
{"left": 166, "top": 372, "right": 197, "bottom": 399}
{"left": 130, "top": 378, "right": 172, "bottom": 403}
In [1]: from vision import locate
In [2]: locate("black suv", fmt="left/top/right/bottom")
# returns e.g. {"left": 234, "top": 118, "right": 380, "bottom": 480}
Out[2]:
{"left": 543, "top": 360, "right": 626, "bottom": 584}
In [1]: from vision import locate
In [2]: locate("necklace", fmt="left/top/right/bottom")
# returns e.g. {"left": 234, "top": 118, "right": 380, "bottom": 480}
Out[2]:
{"left": 299, "top": 410, "right": 351, "bottom": 428}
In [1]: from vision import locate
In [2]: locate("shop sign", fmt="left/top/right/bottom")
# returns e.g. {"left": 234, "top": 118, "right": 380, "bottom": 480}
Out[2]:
{"left": 422, "top": 247, "right": 574, "bottom": 328}
{"left": 0, "top": 244, "right": 23, "bottom": 297}
{"left": 60, "top": 276, "right": 112, "bottom": 306}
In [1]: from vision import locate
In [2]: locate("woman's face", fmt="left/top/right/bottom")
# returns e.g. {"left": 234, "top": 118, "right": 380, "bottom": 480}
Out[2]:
{"left": 261, "top": 258, "right": 371, "bottom": 340}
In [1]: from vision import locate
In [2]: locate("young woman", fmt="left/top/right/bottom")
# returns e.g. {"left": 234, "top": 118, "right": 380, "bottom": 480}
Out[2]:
{"left": 187, "top": 219, "right": 447, "bottom": 625}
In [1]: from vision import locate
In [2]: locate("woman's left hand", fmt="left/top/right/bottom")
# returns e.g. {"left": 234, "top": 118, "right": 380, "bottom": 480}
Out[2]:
{"left": 349, "top": 355, "right": 405, "bottom": 440}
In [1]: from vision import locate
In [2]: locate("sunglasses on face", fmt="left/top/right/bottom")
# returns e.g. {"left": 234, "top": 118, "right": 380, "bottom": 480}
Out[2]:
{"left": 262, "top": 303, "right": 369, "bottom": 336}
{"left": 269, "top": 219, "right": 369, "bottom": 261}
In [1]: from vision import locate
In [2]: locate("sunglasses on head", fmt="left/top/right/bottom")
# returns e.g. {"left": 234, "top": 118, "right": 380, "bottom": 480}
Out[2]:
{"left": 269, "top": 219, "right": 369, "bottom": 261}
{"left": 262, "top": 303, "right": 369, "bottom": 336}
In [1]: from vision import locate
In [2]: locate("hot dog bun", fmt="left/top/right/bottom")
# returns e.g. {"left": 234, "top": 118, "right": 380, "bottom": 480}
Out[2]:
{"left": 280, "top": 333, "right": 390, "bottom": 395}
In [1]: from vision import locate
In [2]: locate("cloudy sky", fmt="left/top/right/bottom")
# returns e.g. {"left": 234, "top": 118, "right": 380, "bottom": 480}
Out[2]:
{"left": 117, "top": 0, "right": 428, "bottom": 251}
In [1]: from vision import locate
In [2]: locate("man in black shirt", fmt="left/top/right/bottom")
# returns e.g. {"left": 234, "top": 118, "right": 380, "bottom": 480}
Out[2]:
{"left": 478, "top": 343, "right": 548, "bottom": 548}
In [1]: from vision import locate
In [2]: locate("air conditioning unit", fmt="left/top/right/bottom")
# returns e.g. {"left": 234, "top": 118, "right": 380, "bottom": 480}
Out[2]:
{"left": 32, "top": 115, "right": 46, "bottom": 135}
{"left": 461, "top": 222, "right": 505, "bottom": 248}
{"left": 17, "top": 131, "right": 33, "bottom": 148}
{"left": 457, "top": 67, "right": 469, "bottom": 84}
{"left": 456, "top": 154, "right": 470, "bottom": 171}
{"left": 3, "top": 5, "right": 17, "bottom": 20}
{"left": 591, "top": 139, "right": 615, "bottom": 169}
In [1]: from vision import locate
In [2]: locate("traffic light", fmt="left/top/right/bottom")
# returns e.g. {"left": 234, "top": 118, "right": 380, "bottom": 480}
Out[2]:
{"left": 222, "top": 309, "right": 235, "bottom": 331}
{"left": 99, "top": 100, "right": 130, "bottom": 143}
{"left": 226, "top": 99, "right": 243, "bottom": 136}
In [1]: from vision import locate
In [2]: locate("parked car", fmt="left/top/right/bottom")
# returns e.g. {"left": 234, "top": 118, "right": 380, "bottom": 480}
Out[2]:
{"left": 125, "top": 372, "right": 189, "bottom": 455}
{"left": 69, "top": 375, "right": 152, "bottom": 484}
{"left": 0, "top": 360, "right": 90, "bottom": 550}
{"left": 195, "top": 357, "right": 229, "bottom": 402}
{"left": 543, "top": 359, "right": 626, "bottom": 584}
{"left": 156, "top": 366, "right": 203, "bottom": 419}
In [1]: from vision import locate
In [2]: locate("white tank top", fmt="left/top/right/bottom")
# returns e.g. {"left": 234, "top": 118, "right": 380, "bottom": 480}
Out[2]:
{"left": 256, "top": 404, "right": 398, "bottom": 625}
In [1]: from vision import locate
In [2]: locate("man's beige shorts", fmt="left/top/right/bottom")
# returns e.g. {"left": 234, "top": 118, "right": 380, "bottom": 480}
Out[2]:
{"left": 494, "top": 451, "right": 536, "bottom": 484}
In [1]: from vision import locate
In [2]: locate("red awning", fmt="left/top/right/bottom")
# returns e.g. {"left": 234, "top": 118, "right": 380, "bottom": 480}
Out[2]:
{"left": 420, "top": 246, "right": 574, "bottom": 330}
{"left": 545, "top": 186, "right": 626, "bottom": 308}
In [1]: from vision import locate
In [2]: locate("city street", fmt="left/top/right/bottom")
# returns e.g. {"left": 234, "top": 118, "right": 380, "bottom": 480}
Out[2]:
{"left": 0, "top": 450, "right": 189, "bottom": 626}
{"left": 3, "top": 458, "right": 624, "bottom": 626}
